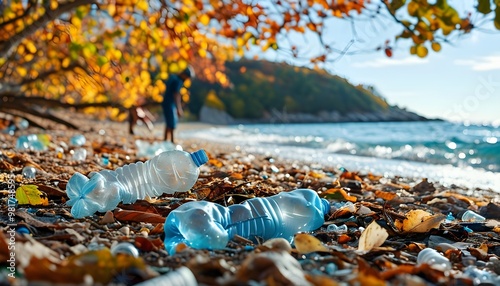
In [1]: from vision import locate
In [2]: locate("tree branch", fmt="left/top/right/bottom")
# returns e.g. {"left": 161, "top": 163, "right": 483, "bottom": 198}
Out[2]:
{"left": 0, "top": 0, "right": 96, "bottom": 58}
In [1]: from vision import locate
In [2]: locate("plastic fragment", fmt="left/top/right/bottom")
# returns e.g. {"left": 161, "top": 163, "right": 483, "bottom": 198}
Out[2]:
{"left": 417, "top": 248, "right": 452, "bottom": 271}
{"left": 110, "top": 242, "right": 139, "bottom": 258}
{"left": 462, "top": 210, "right": 486, "bottom": 222}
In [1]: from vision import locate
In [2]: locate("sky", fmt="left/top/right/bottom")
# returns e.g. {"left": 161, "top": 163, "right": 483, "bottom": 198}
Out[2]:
{"left": 250, "top": 5, "right": 500, "bottom": 126}
{"left": 331, "top": 30, "right": 500, "bottom": 125}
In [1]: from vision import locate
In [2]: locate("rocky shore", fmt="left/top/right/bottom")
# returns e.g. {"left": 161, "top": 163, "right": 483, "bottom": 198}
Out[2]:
{"left": 1, "top": 117, "right": 499, "bottom": 285}
{"left": 199, "top": 105, "right": 431, "bottom": 125}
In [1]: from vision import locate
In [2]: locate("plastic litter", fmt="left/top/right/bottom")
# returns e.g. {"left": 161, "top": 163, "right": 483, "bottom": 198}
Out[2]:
{"left": 135, "top": 140, "right": 178, "bottom": 159}
{"left": 463, "top": 265, "right": 499, "bottom": 285}
{"left": 70, "top": 134, "right": 86, "bottom": 146}
{"left": 66, "top": 149, "right": 208, "bottom": 218}
{"left": 135, "top": 266, "right": 197, "bottom": 286}
{"left": 15, "top": 134, "right": 50, "bottom": 151}
{"left": 461, "top": 210, "right": 486, "bottom": 222}
{"left": 416, "top": 248, "right": 452, "bottom": 271}
{"left": 327, "top": 224, "right": 348, "bottom": 233}
{"left": 72, "top": 148, "right": 87, "bottom": 162}
{"left": 110, "top": 242, "right": 139, "bottom": 258}
{"left": 163, "top": 188, "right": 330, "bottom": 254}
{"left": 22, "top": 166, "right": 36, "bottom": 179}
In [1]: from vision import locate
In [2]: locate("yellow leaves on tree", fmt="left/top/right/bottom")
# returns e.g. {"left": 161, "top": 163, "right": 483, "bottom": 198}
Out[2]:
{"left": 0, "top": 0, "right": 497, "bottom": 118}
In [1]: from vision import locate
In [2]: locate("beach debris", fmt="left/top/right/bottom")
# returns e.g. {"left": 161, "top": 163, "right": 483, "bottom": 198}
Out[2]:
{"left": 394, "top": 209, "right": 445, "bottom": 233}
{"left": 1, "top": 126, "right": 499, "bottom": 286}
{"left": 16, "top": 185, "right": 49, "bottom": 206}
{"left": 357, "top": 221, "right": 388, "bottom": 252}
{"left": 462, "top": 210, "right": 486, "bottom": 222}
{"left": 294, "top": 233, "right": 330, "bottom": 254}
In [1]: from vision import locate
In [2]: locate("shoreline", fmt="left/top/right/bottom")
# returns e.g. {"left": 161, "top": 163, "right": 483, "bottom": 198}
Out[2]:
{"left": 2, "top": 117, "right": 499, "bottom": 196}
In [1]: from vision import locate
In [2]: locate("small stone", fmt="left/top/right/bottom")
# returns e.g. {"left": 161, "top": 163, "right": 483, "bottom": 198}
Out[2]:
{"left": 99, "top": 211, "right": 115, "bottom": 224}
{"left": 119, "top": 226, "right": 130, "bottom": 236}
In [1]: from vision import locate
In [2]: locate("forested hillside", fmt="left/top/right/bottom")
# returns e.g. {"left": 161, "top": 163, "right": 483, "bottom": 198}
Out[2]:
{"left": 188, "top": 60, "right": 394, "bottom": 120}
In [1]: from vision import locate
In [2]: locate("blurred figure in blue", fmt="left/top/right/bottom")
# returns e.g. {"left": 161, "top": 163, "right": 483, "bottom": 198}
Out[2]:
{"left": 162, "top": 67, "right": 194, "bottom": 143}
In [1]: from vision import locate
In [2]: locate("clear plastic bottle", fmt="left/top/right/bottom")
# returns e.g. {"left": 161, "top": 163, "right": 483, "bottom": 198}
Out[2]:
{"left": 66, "top": 149, "right": 208, "bottom": 218}
{"left": 163, "top": 188, "right": 330, "bottom": 254}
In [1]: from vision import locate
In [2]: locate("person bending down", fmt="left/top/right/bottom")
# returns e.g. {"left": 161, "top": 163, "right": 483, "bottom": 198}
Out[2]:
{"left": 161, "top": 67, "right": 194, "bottom": 143}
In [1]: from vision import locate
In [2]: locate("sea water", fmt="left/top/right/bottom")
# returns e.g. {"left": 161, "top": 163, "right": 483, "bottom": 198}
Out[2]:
{"left": 180, "top": 121, "right": 500, "bottom": 192}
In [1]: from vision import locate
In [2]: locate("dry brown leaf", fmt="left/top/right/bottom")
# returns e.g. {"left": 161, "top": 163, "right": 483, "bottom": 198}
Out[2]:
{"left": 113, "top": 209, "right": 166, "bottom": 223}
{"left": 294, "top": 233, "right": 330, "bottom": 254}
{"left": 358, "top": 221, "right": 388, "bottom": 252}
{"left": 355, "top": 258, "right": 387, "bottom": 286}
{"left": 395, "top": 210, "right": 445, "bottom": 233}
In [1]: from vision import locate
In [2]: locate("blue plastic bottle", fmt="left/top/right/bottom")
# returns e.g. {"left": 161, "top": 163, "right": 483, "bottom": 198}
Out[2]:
{"left": 164, "top": 188, "right": 330, "bottom": 254}
{"left": 66, "top": 149, "right": 208, "bottom": 218}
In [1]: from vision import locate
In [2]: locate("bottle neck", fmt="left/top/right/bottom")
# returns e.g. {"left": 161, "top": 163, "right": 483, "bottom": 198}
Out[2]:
{"left": 190, "top": 149, "right": 209, "bottom": 167}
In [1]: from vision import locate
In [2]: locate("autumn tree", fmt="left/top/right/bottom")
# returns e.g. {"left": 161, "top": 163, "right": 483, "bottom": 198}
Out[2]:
{"left": 0, "top": 0, "right": 498, "bottom": 127}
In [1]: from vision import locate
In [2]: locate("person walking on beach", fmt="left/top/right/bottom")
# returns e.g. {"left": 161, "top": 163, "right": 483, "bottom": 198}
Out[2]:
{"left": 162, "top": 66, "right": 194, "bottom": 143}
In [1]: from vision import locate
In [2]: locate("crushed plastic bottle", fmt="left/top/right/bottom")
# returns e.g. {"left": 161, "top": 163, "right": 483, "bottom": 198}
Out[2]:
{"left": 66, "top": 149, "right": 208, "bottom": 218}
{"left": 461, "top": 210, "right": 486, "bottom": 222}
{"left": 16, "top": 134, "right": 50, "bottom": 151}
{"left": 135, "top": 266, "right": 197, "bottom": 286}
{"left": 163, "top": 188, "right": 330, "bottom": 254}
{"left": 417, "top": 248, "right": 452, "bottom": 271}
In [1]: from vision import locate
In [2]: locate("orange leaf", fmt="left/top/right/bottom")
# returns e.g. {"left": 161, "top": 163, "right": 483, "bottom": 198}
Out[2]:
{"left": 374, "top": 190, "right": 398, "bottom": 201}
{"left": 113, "top": 209, "right": 165, "bottom": 223}
{"left": 323, "top": 188, "right": 357, "bottom": 202}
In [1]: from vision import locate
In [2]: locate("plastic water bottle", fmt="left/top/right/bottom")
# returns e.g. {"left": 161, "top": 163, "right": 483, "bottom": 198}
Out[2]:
{"left": 163, "top": 188, "right": 330, "bottom": 254}
{"left": 66, "top": 149, "right": 208, "bottom": 218}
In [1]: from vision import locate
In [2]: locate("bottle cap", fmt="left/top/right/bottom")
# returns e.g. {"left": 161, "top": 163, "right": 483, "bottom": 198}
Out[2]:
{"left": 190, "top": 149, "right": 209, "bottom": 167}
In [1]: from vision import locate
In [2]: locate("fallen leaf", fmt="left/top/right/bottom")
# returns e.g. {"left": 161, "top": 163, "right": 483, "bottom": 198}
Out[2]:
{"left": 36, "top": 184, "right": 67, "bottom": 198}
{"left": 23, "top": 248, "right": 154, "bottom": 284}
{"left": 294, "top": 233, "right": 330, "bottom": 254}
{"left": 395, "top": 209, "right": 445, "bottom": 233}
{"left": 113, "top": 209, "right": 166, "bottom": 223}
{"left": 323, "top": 188, "right": 357, "bottom": 202}
{"left": 135, "top": 236, "right": 162, "bottom": 252}
{"left": 16, "top": 185, "right": 49, "bottom": 206}
{"left": 235, "top": 251, "right": 310, "bottom": 285}
{"left": 358, "top": 221, "right": 388, "bottom": 252}
{"left": 355, "top": 258, "right": 387, "bottom": 286}
{"left": 375, "top": 190, "right": 398, "bottom": 201}
{"left": 262, "top": 238, "right": 292, "bottom": 253}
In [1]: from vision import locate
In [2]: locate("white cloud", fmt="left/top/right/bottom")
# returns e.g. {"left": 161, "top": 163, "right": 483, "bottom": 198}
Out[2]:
{"left": 454, "top": 55, "right": 500, "bottom": 71}
{"left": 352, "top": 57, "right": 429, "bottom": 68}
